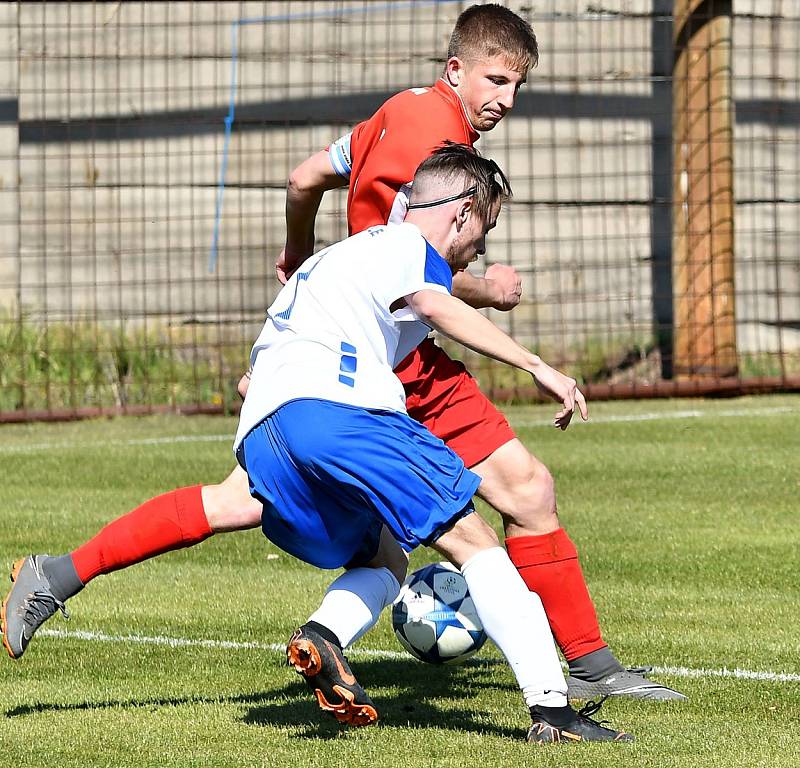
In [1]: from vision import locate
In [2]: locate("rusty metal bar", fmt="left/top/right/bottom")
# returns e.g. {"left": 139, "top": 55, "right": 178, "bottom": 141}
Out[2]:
{"left": 0, "top": 401, "right": 238, "bottom": 425}
{"left": 490, "top": 375, "right": 800, "bottom": 404}
{"left": 3, "top": 375, "right": 798, "bottom": 425}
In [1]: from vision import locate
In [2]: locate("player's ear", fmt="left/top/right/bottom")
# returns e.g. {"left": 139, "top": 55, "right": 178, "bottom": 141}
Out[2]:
{"left": 455, "top": 198, "right": 472, "bottom": 230}
{"left": 445, "top": 56, "right": 465, "bottom": 87}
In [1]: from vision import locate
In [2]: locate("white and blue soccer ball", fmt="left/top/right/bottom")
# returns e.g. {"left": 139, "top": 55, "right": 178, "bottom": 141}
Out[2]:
{"left": 392, "top": 561, "right": 487, "bottom": 665}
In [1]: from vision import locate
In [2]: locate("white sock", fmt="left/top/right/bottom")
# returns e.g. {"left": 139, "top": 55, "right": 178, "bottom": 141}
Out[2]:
{"left": 307, "top": 566, "right": 400, "bottom": 649}
{"left": 460, "top": 546, "right": 568, "bottom": 708}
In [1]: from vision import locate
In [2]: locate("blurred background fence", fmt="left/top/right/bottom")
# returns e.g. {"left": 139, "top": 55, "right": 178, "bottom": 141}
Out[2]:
{"left": 0, "top": 0, "right": 798, "bottom": 421}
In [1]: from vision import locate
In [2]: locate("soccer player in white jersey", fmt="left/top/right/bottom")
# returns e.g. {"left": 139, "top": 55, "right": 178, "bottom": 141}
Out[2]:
{"left": 236, "top": 143, "right": 631, "bottom": 744}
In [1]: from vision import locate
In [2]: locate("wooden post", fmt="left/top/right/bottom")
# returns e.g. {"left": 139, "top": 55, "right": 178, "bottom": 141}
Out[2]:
{"left": 672, "top": 0, "right": 737, "bottom": 378}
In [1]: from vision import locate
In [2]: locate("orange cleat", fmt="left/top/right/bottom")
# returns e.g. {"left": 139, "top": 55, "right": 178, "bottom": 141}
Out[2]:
{"left": 287, "top": 623, "right": 378, "bottom": 726}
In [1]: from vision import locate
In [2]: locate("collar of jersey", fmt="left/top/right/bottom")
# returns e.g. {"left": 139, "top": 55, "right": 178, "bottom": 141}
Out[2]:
{"left": 433, "top": 79, "right": 480, "bottom": 143}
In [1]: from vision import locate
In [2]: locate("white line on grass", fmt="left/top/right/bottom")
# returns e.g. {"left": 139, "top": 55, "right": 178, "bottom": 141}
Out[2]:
{"left": 1, "top": 405, "right": 796, "bottom": 455}
{"left": 39, "top": 628, "right": 800, "bottom": 684}
{"left": 509, "top": 404, "right": 796, "bottom": 428}
{"left": 0, "top": 433, "right": 232, "bottom": 454}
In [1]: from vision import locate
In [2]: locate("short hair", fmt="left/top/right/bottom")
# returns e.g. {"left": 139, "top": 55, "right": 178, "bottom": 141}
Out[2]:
{"left": 447, "top": 4, "right": 539, "bottom": 73}
{"left": 411, "top": 142, "right": 512, "bottom": 223}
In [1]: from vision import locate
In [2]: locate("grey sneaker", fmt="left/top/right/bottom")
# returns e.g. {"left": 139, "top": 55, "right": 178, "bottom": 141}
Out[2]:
{"left": 1, "top": 556, "right": 69, "bottom": 659}
{"left": 567, "top": 667, "right": 687, "bottom": 701}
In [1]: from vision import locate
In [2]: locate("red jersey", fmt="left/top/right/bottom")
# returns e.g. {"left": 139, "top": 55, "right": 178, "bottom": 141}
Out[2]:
{"left": 329, "top": 79, "right": 479, "bottom": 235}
{"left": 325, "top": 78, "right": 514, "bottom": 470}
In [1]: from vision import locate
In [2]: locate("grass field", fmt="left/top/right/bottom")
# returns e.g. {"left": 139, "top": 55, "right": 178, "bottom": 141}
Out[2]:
{"left": 1, "top": 395, "right": 798, "bottom": 767}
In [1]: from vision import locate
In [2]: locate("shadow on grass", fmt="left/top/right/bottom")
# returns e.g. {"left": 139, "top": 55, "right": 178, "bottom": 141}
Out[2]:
{"left": 4, "top": 689, "right": 278, "bottom": 718}
{"left": 243, "top": 657, "right": 522, "bottom": 740}
{"left": 5, "top": 657, "right": 523, "bottom": 740}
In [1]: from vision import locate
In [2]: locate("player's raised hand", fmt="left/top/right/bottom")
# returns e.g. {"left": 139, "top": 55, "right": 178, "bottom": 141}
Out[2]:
{"left": 529, "top": 358, "right": 588, "bottom": 430}
{"left": 484, "top": 263, "right": 522, "bottom": 310}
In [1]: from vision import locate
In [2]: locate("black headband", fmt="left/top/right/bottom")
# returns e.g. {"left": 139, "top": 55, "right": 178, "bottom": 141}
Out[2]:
{"left": 407, "top": 158, "right": 507, "bottom": 210}
{"left": 407, "top": 185, "right": 478, "bottom": 210}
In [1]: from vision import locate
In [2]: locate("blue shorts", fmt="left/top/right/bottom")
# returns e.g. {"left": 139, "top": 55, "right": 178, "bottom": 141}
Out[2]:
{"left": 240, "top": 399, "right": 481, "bottom": 570}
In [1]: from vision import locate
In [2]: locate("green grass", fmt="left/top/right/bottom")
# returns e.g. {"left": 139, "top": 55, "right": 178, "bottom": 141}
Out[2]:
{"left": 0, "top": 395, "right": 799, "bottom": 766}
{"left": 3, "top": 314, "right": 797, "bottom": 414}
{"left": 0, "top": 315, "right": 249, "bottom": 412}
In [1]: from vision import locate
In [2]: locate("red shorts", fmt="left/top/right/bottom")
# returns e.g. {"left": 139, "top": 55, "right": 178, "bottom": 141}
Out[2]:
{"left": 394, "top": 338, "right": 516, "bottom": 468}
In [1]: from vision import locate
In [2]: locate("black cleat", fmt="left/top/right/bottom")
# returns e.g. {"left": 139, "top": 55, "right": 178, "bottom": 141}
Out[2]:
{"left": 528, "top": 697, "right": 634, "bottom": 743}
{"left": 286, "top": 624, "right": 378, "bottom": 726}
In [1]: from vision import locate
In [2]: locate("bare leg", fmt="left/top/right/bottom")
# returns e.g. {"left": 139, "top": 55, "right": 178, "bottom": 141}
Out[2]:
{"left": 201, "top": 464, "right": 262, "bottom": 532}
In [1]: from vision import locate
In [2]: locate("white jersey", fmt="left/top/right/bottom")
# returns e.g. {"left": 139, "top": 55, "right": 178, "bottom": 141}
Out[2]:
{"left": 234, "top": 223, "right": 452, "bottom": 450}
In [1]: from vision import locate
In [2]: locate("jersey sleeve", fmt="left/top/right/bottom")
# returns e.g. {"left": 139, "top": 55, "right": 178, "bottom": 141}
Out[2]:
{"left": 327, "top": 131, "right": 353, "bottom": 180}
{"left": 370, "top": 226, "right": 452, "bottom": 313}
{"left": 347, "top": 88, "right": 473, "bottom": 232}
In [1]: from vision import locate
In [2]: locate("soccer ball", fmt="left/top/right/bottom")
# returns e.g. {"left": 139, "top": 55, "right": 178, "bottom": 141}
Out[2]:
{"left": 392, "top": 561, "right": 487, "bottom": 664}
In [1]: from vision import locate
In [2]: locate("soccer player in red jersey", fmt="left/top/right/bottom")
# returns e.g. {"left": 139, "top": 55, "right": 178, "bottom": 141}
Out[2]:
{"left": 271, "top": 4, "right": 683, "bottom": 701}
{"left": 2, "top": 4, "right": 684, "bottom": 702}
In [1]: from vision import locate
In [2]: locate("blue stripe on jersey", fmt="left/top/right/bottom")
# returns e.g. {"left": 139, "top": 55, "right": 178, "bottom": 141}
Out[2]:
{"left": 340, "top": 355, "right": 357, "bottom": 373}
{"left": 274, "top": 271, "right": 310, "bottom": 321}
{"left": 423, "top": 240, "right": 453, "bottom": 292}
{"left": 330, "top": 144, "right": 349, "bottom": 178}
{"left": 339, "top": 342, "right": 357, "bottom": 387}
{"left": 329, "top": 133, "right": 352, "bottom": 178}
{"left": 274, "top": 256, "right": 324, "bottom": 321}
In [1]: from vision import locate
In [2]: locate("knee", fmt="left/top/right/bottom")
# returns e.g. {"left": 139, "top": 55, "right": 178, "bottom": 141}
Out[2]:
{"left": 502, "top": 451, "right": 556, "bottom": 512}
{"left": 490, "top": 453, "right": 558, "bottom": 534}
{"left": 380, "top": 539, "right": 409, "bottom": 586}
{"left": 385, "top": 552, "right": 409, "bottom": 586}
{"left": 370, "top": 553, "right": 408, "bottom": 588}
{"left": 363, "top": 527, "right": 409, "bottom": 585}
{"left": 524, "top": 457, "right": 556, "bottom": 509}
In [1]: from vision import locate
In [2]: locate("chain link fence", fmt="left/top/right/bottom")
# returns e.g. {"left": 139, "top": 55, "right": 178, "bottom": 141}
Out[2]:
{"left": 0, "top": 1, "right": 797, "bottom": 420}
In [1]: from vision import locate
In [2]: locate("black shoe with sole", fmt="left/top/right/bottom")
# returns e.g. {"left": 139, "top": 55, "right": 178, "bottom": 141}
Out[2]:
{"left": 286, "top": 623, "right": 378, "bottom": 727}
{"left": 527, "top": 697, "right": 634, "bottom": 743}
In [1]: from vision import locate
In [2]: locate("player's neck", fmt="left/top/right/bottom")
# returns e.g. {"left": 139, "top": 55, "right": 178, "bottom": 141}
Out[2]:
{"left": 439, "top": 76, "right": 482, "bottom": 135}
{"left": 404, "top": 214, "right": 453, "bottom": 268}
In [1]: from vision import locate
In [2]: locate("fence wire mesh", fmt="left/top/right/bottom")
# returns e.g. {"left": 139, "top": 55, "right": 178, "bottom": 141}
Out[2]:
{"left": 0, "top": 1, "right": 798, "bottom": 420}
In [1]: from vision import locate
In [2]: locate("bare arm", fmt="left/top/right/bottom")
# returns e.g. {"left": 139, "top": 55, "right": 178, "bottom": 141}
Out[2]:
{"left": 406, "top": 289, "right": 587, "bottom": 429}
{"left": 452, "top": 263, "right": 522, "bottom": 311}
{"left": 277, "top": 149, "right": 348, "bottom": 283}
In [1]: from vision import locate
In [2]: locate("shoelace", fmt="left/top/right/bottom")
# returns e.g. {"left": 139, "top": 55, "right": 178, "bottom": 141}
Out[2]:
{"left": 23, "top": 590, "right": 69, "bottom": 629}
{"left": 576, "top": 695, "right": 611, "bottom": 727}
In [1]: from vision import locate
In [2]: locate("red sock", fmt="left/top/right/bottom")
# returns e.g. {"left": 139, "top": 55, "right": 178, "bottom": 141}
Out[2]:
{"left": 505, "top": 528, "right": 607, "bottom": 661}
{"left": 71, "top": 485, "right": 213, "bottom": 584}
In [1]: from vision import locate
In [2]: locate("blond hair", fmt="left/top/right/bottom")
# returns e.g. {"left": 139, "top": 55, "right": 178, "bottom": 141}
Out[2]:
{"left": 447, "top": 4, "right": 538, "bottom": 73}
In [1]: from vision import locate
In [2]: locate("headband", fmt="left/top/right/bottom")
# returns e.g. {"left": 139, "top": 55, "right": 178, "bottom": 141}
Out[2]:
{"left": 407, "top": 185, "right": 477, "bottom": 210}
